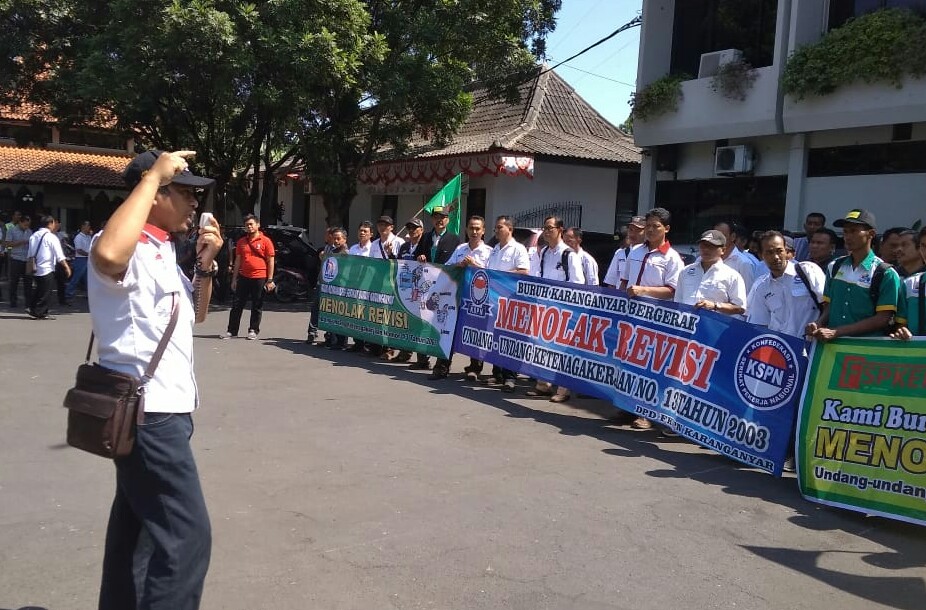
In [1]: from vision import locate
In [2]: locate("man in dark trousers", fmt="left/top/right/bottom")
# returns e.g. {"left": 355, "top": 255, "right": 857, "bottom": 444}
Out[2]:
{"left": 414, "top": 205, "right": 461, "bottom": 379}
{"left": 222, "top": 214, "right": 275, "bottom": 340}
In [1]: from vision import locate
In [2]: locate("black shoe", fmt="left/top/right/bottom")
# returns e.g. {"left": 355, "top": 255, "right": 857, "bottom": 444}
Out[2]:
{"left": 305, "top": 334, "right": 316, "bottom": 345}
{"left": 409, "top": 361, "right": 431, "bottom": 370}
{"left": 345, "top": 344, "right": 364, "bottom": 353}
{"left": 25, "top": 308, "right": 38, "bottom": 319}
{"left": 428, "top": 367, "right": 448, "bottom": 380}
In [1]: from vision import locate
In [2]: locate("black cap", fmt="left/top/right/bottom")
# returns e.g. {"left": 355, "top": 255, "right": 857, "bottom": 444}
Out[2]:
{"left": 123, "top": 150, "right": 214, "bottom": 189}
{"left": 376, "top": 215, "right": 394, "bottom": 225}
{"left": 833, "top": 209, "right": 876, "bottom": 231}
{"left": 405, "top": 218, "right": 423, "bottom": 229}
{"left": 698, "top": 229, "right": 726, "bottom": 247}
{"left": 628, "top": 215, "right": 646, "bottom": 228}
{"left": 429, "top": 206, "right": 449, "bottom": 217}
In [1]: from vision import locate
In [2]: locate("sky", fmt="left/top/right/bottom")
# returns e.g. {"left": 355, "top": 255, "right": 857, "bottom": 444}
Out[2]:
{"left": 542, "top": 1, "right": 643, "bottom": 127}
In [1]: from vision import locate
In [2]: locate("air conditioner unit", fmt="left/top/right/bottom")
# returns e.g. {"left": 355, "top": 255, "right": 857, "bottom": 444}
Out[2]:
{"left": 698, "top": 49, "right": 743, "bottom": 79}
{"left": 714, "top": 145, "right": 754, "bottom": 176}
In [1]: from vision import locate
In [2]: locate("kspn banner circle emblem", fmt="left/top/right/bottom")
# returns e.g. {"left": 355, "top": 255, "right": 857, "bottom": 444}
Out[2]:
{"left": 470, "top": 270, "right": 489, "bottom": 305}
{"left": 734, "top": 335, "right": 799, "bottom": 410}
{"left": 322, "top": 257, "right": 339, "bottom": 283}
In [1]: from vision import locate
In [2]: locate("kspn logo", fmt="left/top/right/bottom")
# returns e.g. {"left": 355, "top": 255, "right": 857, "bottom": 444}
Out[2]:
{"left": 733, "top": 335, "right": 800, "bottom": 410}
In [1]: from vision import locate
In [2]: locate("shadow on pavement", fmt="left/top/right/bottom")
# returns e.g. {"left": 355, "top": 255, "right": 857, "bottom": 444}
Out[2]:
{"left": 262, "top": 336, "right": 926, "bottom": 610}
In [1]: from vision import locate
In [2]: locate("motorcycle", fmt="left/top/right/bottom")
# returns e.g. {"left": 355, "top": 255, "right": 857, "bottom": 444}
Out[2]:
{"left": 272, "top": 266, "right": 311, "bottom": 302}
{"left": 267, "top": 225, "right": 319, "bottom": 303}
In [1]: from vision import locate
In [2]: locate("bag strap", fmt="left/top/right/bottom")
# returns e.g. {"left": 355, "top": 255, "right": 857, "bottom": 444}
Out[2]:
{"left": 561, "top": 250, "right": 571, "bottom": 283}
{"left": 918, "top": 274, "right": 925, "bottom": 336}
{"left": 84, "top": 294, "right": 180, "bottom": 385}
{"left": 793, "top": 262, "right": 823, "bottom": 313}
{"left": 28, "top": 231, "right": 49, "bottom": 260}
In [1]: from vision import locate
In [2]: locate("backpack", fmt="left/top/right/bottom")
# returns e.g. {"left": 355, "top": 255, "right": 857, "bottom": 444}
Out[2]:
{"left": 539, "top": 247, "right": 572, "bottom": 282}
{"left": 829, "top": 255, "right": 891, "bottom": 310}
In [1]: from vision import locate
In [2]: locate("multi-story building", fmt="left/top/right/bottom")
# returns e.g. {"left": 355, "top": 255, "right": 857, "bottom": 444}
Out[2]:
{"left": 633, "top": 0, "right": 926, "bottom": 242}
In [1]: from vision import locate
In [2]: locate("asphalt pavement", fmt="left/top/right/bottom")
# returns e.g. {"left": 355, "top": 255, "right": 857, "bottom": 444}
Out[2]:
{"left": 1, "top": 299, "right": 924, "bottom": 610}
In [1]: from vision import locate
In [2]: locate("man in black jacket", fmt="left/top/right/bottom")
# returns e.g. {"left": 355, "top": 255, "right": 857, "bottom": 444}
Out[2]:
{"left": 414, "top": 205, "right": 461, "bottom": 379}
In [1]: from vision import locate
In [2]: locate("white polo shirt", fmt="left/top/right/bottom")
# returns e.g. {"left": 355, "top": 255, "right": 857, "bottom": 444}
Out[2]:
{"left": 447, "top": 241, "right": 493, "bottom": 267}
{"left": 73, "top": 231, "right": 92, "bottom": 257}
{"left": 28, "top": 228, "right": 66, "bottom": 277}
{"left": 348, "top": 242, "right": 372, "bottom": 257}
{"left": 675, "top": 259, "right": 747, "bottom": 312}
{"left": 604, "top": 246, "right": 632, "bottom": 287}
{"left": 576, "top": 248, "right": 599, "bottom": 285}
{"left": 370, "top": 234, "right": 405, "bottom": 259}
{"left": 530, "top": 241, "right": 585, "bottom": 284}
{"left": 487, "top": 240, "right": 530, "bottom": 272}
{"left": 747, "top": 260, "right": 826, "bottom": 337}
{"left": 88, "top": 224, "right": 198, "bottom": 413}
{"left": 724, "top": 247, "right": 757, "bottom": 293}
{"left": 620, "top": 241, "right": 683, "bottom": 292}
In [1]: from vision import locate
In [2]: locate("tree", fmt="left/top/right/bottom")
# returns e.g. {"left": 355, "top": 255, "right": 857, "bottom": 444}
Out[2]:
{"left": 619, "top": 113, "right": 633, "bottom": 135}
{"left": 301, "top": 0, "right": 560, "bottom": 227}
{"left": 2, "top": 0, "right": 560, "bottom": 226}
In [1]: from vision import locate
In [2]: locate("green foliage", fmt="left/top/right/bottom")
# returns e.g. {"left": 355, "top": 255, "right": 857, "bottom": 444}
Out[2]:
{"left": 618, "top": 113, "right": 633, "bottom": 135}
{"left": 710, "top": 59, "right": 757, "bottom": 100}
{"left": 782, "top": 8, "right": 926, "bottom": 100}
{"left": 629, "top": 74, "right": 687, "bottom": 121}
{"left": 0, "top": 0, "right": 560, "bottom": 225}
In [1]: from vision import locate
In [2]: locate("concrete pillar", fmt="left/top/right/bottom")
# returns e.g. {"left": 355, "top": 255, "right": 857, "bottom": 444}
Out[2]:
{"left": 637, "top": 154, "right": 657, "bottom": 213}
{"left": 783, "top": 133, "right": 807, "bottom": 232}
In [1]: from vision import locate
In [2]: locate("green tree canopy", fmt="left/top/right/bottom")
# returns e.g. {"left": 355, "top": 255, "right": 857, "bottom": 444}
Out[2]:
{"left": 1, "top": 0, "right": 560, "bottom": 225}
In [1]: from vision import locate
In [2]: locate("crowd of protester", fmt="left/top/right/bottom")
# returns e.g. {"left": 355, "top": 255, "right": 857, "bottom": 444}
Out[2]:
{"left": 293, "top": 206, "right": 923, "bottom": 408}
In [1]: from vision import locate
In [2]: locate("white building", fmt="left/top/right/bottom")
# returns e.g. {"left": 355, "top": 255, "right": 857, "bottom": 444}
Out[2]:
{"left": 633, "top": 1, "right": 926, "bottom": 242}
{"left": 278, "top": 69, "right": 640, "bottom": 245}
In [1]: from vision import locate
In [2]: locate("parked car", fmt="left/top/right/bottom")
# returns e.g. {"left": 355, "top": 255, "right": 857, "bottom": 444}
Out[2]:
{"left": 221, "top": 224, "right": 321, "bottom": 301}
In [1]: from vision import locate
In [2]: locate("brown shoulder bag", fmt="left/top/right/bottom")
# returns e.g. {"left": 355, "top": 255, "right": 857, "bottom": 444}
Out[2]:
{"left": 63, "top": 295, "right": 179, "bottom": 459}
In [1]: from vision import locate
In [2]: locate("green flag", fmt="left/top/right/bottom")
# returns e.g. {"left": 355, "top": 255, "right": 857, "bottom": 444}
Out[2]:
{"left": 423, "top": 174, "right": 462, "bottom": 235}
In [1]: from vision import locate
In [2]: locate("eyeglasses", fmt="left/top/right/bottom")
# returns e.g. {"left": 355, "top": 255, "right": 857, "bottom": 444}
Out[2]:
{"left": 542, "top": 226, "right": 559, "bottom": 232}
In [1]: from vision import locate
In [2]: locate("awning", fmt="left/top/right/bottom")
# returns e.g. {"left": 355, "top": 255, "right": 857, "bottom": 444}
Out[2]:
{"left": 358, "top": 153, "right": 534, "bottom": 185}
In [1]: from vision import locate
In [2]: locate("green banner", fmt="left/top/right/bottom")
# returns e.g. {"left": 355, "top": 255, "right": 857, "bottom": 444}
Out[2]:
{"left": 317, "top": 255, "right": 463, "bottom": 358}
{"left": 797, "top": 338, "right": 926, "bottom": 526}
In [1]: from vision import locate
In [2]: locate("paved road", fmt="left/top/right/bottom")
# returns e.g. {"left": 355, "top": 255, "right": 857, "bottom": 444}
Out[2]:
{"left": 1, "top": 301, "right": 924, "bottom": 610}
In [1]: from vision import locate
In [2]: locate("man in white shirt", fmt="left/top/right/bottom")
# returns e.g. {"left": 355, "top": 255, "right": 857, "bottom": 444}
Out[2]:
{"left": 347, "top": 221, "right": 374, "bottom": 257}
{"left": 4, "top": 213, "right": 33, "bottom": 308}
{"left": 527, "top": 216, "right": 584, "bottom": 403}
{"left": 619, "top": 207, "right": 684, "bottom": 429}
{"left": 89, "top": 149, "right": 222, "bottom": 610}
{"left": 747, "top": 231, "right": 826, "bottom": 339}
{"left": 26, "top": 215, "right": 71, "bottom": 319}
{"left": 563, "top": 227, "right": 599, "bottom": 286}
{"left": 675, "top": 229, "right": 746, "bottom": 316}
{"left": 714, "top": 220, "right": 757, "bottom": 293}
{"left": 395, "top": 218, "right": 428, "bottom": 366}
{"left": 486, "top": 215, "right": 531, "bottom": 392}
{"left": 370, "top": 215, "right": 404, "bottom": 260}
{"left": 346, "top": 220, "right": 375, "bottom": 352}
{"left": 65, "top": 220, "right": 93, "bottom": 302}
{"left": 442, "top": 215, "right": 494, "bottom": 380}
{"left": 604, "top": 215, "right": 645, "bottom": 287}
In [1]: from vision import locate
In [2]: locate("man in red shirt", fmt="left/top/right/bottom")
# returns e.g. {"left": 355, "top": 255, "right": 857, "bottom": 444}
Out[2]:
{"left": 223, "top": 214, "right": 275, "bottom": 340}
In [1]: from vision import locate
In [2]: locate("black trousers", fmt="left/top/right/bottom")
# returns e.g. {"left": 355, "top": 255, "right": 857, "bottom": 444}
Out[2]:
{"left": 99, "top": 413, "right": 211, "bottom": 610}
{"left": 28, "top": 272, "right": 53, "bottom": 317}
{"left": 226, "top": 277, "right": 267, "bottom": 335}
{"left": 56, "top": 265, "right": 69, "bottom": 304}
{"left": 9, "top": 258, "right": 33, "bottom": 307}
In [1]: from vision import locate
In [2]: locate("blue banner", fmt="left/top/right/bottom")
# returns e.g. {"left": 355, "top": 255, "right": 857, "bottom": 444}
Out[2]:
{"left": 454, "top": 269, "right": 810, "bottom": 476}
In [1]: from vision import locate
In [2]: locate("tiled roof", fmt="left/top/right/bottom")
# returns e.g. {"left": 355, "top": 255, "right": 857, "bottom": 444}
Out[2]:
{"left": 0, "top": 101, "right": 49, "bottom": 122}
{"left": 0, "top": 145, "right": 131, "bottom": 188}
{"left": 379, "top": 69, "right": 639, "bottom": 165}
{"left": 0, "top": 101, "right": 119, "bottom": 128}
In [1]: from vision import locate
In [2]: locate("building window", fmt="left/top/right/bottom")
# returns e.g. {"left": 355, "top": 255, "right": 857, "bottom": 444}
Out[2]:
{"left": 829, "top": 1, "right": 926, "bottom": 30}
{"left": 378, "top": 195, "right": 397, "bottom": 221}
{"left": 466, "top": 188, "right": 486, "bottom": 222}
{"left": 807, "top": 141, "right": 926, "bottom": 176}
{"left": 58, "top": 128, "right": 125, "bottom": 150}
{"left": 671, "top": 0, "right": 778, "bottom": 77}
{"left": 654, "top": 176, "right": 787, "bottom": 245}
